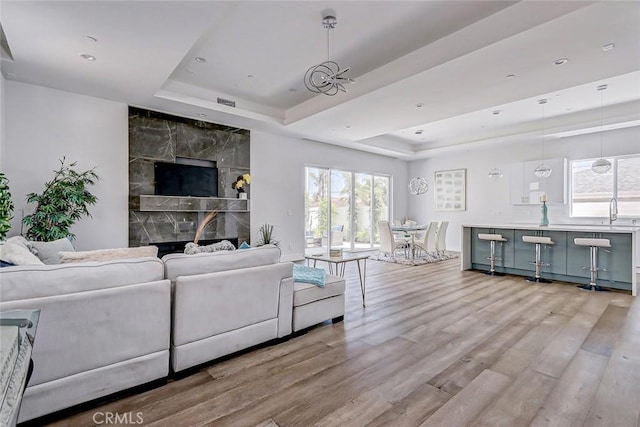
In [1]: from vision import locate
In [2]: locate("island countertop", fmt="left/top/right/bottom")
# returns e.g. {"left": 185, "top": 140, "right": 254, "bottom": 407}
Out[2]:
{"left": 461, "top": 224, "right": 638, "bottom": 296}
{"left": 462, "top": 223, "right": 640, "bottom": 234}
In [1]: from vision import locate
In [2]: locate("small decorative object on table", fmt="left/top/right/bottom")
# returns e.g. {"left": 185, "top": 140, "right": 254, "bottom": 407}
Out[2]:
{"left": 231, "top": 173, "right": 251, "bottom": 199}
{"left": 540, "top": 194, "right": 549, "bottom": 226}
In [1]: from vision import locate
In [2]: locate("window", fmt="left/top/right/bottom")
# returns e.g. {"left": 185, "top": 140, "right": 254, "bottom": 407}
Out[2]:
{"left": 571, "top": 155, "right": 640, "bottom": 217}
{"left": 305, "top": 167, "right": 391, "bottom": 251}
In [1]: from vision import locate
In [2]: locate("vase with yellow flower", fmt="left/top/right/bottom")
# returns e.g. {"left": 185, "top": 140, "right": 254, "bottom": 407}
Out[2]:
{"left": 231, "top": 173, "right": 251, "bottom": 199}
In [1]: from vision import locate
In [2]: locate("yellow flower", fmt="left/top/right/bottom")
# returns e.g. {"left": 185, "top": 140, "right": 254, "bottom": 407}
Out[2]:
{"left": 236, "top": 180, "right": 244, "bottom": 189}
{"left": 242, "top": 173, "right": 251, "bottom": 184}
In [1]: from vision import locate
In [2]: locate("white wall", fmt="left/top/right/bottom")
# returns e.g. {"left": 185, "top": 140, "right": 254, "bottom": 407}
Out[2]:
{"left": 2, "top": 81, "right": 128, "bottom": 250}
{"left": 251, "top": 130, "right": 409, "bottom": 261}
{"left": 408, "top": 127, "right": 640, "bottom": 251}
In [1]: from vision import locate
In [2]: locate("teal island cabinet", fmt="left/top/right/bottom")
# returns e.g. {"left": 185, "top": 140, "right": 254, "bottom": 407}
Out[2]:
{"left": 461, "top": 224, "right": 639, "bottom": 295}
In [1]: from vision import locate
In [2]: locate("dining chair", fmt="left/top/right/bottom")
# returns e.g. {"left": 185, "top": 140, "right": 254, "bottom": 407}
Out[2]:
{"left": 413, "top": 221, "right": 439, "bottom": 259}
{"left": 435, "top": 221, "right": 449, "bottom": 258}
{"left": 378, "top": 220, "right": 409, "bottom": 258}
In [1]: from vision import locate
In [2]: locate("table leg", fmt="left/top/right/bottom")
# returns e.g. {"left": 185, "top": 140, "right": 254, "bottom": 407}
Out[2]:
{"left": 356, "top": 259, "right": 366, "bottom": 307}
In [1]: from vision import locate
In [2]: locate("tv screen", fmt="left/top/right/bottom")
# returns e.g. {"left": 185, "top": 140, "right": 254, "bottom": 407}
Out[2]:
{"left": 154, "top": 162, "right": 218, "bottom": 197}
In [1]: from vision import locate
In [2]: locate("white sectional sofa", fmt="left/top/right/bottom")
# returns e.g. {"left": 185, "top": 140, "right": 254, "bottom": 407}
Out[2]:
{"left": 0, "top": 257, "right": 171, "bottom": 423}
{"left": 0, "top": 244, "right": 344, "bottom": 422}
{"left": 162, "top": 245, "right": 294, "bottom": 372}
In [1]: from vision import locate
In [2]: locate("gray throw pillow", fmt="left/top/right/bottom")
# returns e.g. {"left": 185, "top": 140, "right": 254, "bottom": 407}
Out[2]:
{"left": 184, "top": 240, "right": 236, "bottom": 255}
{"left": 30, "top": 237, "right": 76, "bottom": 264}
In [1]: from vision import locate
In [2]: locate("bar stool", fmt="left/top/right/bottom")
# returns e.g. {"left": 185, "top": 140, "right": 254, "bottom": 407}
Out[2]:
{"left": 574, "top": 238, "right": 611, "bottom": 292}
{"left": 522, "top": 235, "right": 555, "bottom": 283}
{"left": 478, "top": 233, "right": 507, "bottom": 276}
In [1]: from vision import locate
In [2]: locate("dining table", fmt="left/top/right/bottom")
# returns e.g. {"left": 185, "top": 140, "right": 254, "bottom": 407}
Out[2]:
{"left": 391, "top": 223, "right": 429, "bottom": 259}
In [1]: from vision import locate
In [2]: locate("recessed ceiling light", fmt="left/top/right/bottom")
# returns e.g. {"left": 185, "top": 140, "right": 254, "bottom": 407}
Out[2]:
{"left": 79, "top": 53, "right": 96, "bottom": 61}
{"left": 288, "top": 88, "right": 297, "bottom": 92}
{"left": 566, "top": 108, "right": 572, "bottom": 111}
{"left": 197, "top": 113, "right": 207, "bottom": 117}
{"left": 602, "top": 43, "right": 615, "bottom": 52}
{"left": 553, "top": 58, "right": 569, "bottom": 66}
{"left": 492, "top": 110, "right": 501, "bottom": 115}
{"left": 195, "top": 56, "right": 207, "bottom": 63}
{"left": 247, "top": 74, "right": 254, "bottom": 78}
{"left": 415, "top": 130, "right": 423, "bottom": 135}
{"left": 505, "top": 74, "right": 516, "bottom": 79}
{"left": 84, "top": 35, "right": 97, "bottom": 43}
{"left": 416, "top": 103, "right": 424, "bottom": 108}
{"left": 346, "top": 125, "right": 351, "bottom": 129}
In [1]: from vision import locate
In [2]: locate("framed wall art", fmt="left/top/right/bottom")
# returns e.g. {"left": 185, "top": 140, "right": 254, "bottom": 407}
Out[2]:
{"left": 434, "top": 169, "right": 466, "bottom": 211}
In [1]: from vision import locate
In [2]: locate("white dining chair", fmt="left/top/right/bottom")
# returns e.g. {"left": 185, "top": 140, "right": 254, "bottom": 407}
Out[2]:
{"left": 378, "top": 220, "right": 409, "bottom": 258}
{"left": 435, "top": 221, "right": 449, "bottom": 259}
{"left": 413, "top": 221, "right": 438, "bottom": 260}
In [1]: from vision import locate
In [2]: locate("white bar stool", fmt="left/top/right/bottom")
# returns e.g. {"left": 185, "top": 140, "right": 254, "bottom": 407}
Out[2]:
{"left": 522, "top": 235, "right": 555, "bottom": 283}
{"left": 478, "top": 233, "right": 507, "bottom": 276}
{"left": 574, "top": 238, "right": 611, "bottom": 292}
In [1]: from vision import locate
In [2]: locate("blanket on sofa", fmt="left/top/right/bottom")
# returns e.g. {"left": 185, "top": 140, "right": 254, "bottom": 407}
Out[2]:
{"left": 293, "top": 264, "right": 326, "bottom": 287}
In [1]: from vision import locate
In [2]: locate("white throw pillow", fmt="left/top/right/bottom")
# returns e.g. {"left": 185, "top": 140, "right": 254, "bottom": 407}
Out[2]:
{"left": 59, "top": 246, "right": 158, "bottom": 263}
{"left": 0, "top": 240, "right": 45, "bottom": 266}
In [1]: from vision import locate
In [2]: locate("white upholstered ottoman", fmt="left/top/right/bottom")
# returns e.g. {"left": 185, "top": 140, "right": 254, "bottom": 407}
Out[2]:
{"left": 292, "top": 274, "right": 345, "bottom": 332}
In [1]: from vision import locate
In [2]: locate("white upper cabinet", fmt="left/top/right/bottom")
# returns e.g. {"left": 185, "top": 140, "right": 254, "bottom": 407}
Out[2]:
{"left": 510, "top": 157, "right": 567, "bottom": 204}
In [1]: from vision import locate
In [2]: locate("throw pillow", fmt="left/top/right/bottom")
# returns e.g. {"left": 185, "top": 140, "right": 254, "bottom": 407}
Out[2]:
{"left": 184, "top": 240, "right": 236, "bottom": 255}
{"left": 59, "top": 246, "right": 159, "bottom": 263}
{"left": 238, "top": 241, "right": 251, "bottom": 250}
{"left": 30, "top": 237, "right": 76, "bottom": 265}
{"left": 0, "top": 240, "right": 45, "bottom": 266}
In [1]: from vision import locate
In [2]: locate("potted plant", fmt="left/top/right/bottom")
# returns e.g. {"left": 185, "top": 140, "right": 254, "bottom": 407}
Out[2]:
{"left": 22, "top": 158, "right": 99, "bottom": 241}
{"left": 256, "top": 223, "right": 279, "bottom": 246}
{"left": 0, "top": 172, "right": 14, "bottom": 240}
{"left": 231, "top": 173, "right": 251, "bottom": 199}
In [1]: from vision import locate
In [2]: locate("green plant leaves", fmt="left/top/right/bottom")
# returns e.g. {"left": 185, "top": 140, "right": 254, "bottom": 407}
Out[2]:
{"left": 0, "top": 172, "right": 14, "bottom": 240}
{"left": 22, "top": 158, "right": 99, "bottom": 241}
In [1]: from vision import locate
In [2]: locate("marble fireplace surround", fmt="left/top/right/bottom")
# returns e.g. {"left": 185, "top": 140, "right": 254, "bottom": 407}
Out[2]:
{"left": 129, "top": 107, "right": 250, "bottom": 251}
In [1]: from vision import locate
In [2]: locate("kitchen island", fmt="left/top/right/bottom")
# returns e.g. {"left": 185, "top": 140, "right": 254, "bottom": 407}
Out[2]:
{"left": 461, "top": 224, "right": 639, "bottom": 296}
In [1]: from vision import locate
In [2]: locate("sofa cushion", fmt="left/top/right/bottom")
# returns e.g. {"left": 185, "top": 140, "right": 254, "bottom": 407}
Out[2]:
{"left": 0, "top": 257, "right": 165, "bottom": 302}
{"left": 59, "top": 246, "right": 158, "bottom": 263}
{"left": 163, "top": 245, "right": 281, "bottom": 282}
{"left": 0, "top": 237, "right": 44, "bottom": 266}
{"left": 30, "top": 237, "right": 75, "bottom": 264}
{"left": 293, "top": 274, "right": 345, "bottom": 307}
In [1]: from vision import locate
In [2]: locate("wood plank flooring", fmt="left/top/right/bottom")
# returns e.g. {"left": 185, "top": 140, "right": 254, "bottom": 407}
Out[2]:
{"left": 47, "top": 256, "right": 640, "bottom": 427}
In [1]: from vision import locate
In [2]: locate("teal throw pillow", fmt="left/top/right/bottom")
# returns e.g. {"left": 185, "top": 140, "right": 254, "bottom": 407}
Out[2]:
{"left": 239, "top": 241, "right": 251, "bottom": 249}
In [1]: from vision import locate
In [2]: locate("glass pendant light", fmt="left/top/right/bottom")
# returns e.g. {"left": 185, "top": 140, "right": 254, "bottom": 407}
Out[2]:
{"left": 488, "top": 110, "right": 504, "bottom": 180}
{"left": 591, "top": 84, "right": 612, "bottom": 174}
{"left": 534, "top": 99, "right": 552, "bottom": 179}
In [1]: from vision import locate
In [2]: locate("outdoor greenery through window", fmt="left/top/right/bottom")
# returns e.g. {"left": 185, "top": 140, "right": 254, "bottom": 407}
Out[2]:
{"left": 305, "top": 167, "right": 390, "bottom": 251}
{"left": 571, "top": 155, "right": 640, "bottom": 218}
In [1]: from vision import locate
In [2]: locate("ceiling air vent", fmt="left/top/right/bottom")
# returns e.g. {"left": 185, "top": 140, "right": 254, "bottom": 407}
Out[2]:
{"left": 217, "top": 97, "right": 236, "bottom": 108}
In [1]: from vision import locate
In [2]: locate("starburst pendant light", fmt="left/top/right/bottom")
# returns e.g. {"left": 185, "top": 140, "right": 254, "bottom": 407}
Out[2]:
{"left": 304, "top": 14, "right": 354, "bottom": 96}
{"left": 591, "top": 84, "right": 612, "bottom": 174}
{"left": 534, "top": 99, "right": 552, "bottom": 179}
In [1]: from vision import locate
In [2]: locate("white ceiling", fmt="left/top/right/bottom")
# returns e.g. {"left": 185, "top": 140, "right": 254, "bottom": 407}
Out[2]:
{"left": 1, "top": 1, "right": 639, "bottom": 160}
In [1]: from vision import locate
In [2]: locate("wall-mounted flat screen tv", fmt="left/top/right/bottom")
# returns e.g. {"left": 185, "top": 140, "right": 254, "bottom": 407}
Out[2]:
{"left": 154, "top": 162, "right": 218, "bottom": 197}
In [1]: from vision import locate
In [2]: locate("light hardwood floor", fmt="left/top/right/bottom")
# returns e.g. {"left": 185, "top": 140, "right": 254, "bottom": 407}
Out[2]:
{"left": 48, "top": 256, "right": 640, "bottom": 427}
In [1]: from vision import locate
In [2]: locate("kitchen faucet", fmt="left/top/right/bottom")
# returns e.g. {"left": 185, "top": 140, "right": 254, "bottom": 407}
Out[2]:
{"left": 609, "top": 197, "right": 618, "bottom": 224}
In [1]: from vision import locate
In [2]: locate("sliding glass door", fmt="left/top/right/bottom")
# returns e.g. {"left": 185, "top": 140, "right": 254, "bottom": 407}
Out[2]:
{"left": 305, "top": 166, "right": 390, "bottom": 251}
